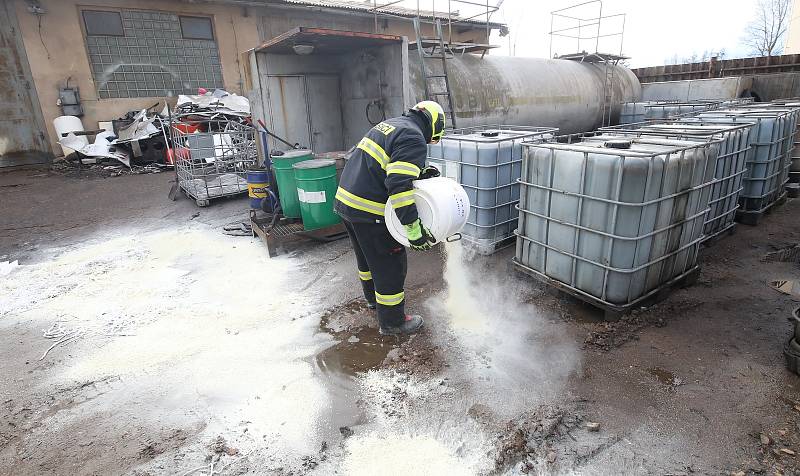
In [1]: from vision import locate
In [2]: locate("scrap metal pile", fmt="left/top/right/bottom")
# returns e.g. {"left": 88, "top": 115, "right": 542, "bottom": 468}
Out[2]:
{"left": 56, "top": 89, "right": 252, "bottom": 173}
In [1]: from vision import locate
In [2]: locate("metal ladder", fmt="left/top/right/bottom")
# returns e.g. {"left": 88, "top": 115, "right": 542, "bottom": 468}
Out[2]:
{"left": 601, "top": 60, "right": 616, "bottom": 127}
{"left": 413, "top": 17, "right": 457, "bottom": 128}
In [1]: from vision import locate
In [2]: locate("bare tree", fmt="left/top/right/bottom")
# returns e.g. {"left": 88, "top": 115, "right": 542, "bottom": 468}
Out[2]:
{"left": 743, "top": 0, "right": 791, "bottom": 56}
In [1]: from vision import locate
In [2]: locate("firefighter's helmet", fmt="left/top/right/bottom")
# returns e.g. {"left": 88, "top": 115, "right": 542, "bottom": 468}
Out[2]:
{"left": 412, "top": 100, "right": 446, "bottom": 143}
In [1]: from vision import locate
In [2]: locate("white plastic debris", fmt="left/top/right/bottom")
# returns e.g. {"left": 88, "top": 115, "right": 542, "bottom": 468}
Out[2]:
{"left": 114, "top": 109, "right": 160, "bottom": 143}
{"left": 58, "top": 130, "right": 131, "bottom": 167}
{"left": 0, "top": 260, "right": 19, "bottom": 277}
{"left": 176, "top": 89, "right": 250, "bottom": 116}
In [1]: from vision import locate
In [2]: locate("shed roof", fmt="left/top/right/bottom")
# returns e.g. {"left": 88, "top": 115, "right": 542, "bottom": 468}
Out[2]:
{"left": 274, "top": 0, "right": 505, "bottom": 28}
{"left": 250, "top": 27, "right": 403, "bottom": 54}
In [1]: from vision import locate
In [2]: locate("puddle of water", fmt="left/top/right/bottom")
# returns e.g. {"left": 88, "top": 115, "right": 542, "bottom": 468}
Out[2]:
{"left": 648, "top": 367, "right": 676, "bottom": 385}
{"left": 311, "top": 301, "right": 401, "bottom": 442}
{"left": 316, "top": 327, "right": 392, "bottom": 376}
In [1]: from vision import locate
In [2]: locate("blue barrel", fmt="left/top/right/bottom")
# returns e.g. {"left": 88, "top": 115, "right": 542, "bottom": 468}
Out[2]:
{"left": 247, "top": 167, "right": 269, "bottom": 210}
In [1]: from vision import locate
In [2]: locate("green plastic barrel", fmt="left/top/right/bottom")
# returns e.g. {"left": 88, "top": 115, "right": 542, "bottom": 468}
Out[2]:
{"left": 271, "top": 149, "right": 314, "bottom": 218}
{"left": 292, "top": 159, "right": 341, "bottom": 231}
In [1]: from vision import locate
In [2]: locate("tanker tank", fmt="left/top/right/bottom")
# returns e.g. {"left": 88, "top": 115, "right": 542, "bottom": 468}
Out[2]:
{"left": 409, "top": 54, "right": 642, "bottom": 134}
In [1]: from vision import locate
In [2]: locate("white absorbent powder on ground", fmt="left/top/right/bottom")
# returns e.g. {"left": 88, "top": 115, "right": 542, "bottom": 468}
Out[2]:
{"left": 342, "top": 434, "right": 473, "bottom": 476}
{"left": 332, "top": 369, "right": 493, "bottom": 476}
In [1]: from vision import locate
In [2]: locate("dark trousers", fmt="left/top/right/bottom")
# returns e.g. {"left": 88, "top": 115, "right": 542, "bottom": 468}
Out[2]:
{"left": 342, "top": 219, "right": 407, "bottom": 328}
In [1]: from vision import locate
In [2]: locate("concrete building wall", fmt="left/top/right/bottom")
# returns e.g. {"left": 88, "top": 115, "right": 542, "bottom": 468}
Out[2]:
{"left": 14, "top": 0, "right": 261, "bottom": 154}
{"left": 641, "top": 77, "right": 752, "bottom": 101}
{"left": 13, "top": 0, "right": 491, "bottom": 155}
{"left": 786, "top": 0, "right": 800, "bottom": 54}
{"left": 637, "top": 73, "right": 800, "bottom": 103}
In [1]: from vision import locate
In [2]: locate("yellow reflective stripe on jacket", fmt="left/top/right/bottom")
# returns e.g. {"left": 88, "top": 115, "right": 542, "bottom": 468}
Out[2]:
{"left": 359, "top": 270, "right": 372, "bottom": 281}
{"left": 357, "top": 137, "right": 390, "bottom": 169}
{"left": 386, "top": 161, "right": 421, "bottom": 177}
{"left": 375, "top": 291, "right": 405, "bottom": 306}
{"left": 389, "top": 189, "right": 416, "bottom": 209}
{"left": 335, "top": 187, "right": 385, "bottom": 216}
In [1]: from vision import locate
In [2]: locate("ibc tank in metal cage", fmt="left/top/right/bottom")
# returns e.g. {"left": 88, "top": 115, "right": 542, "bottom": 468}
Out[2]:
{"left": 597, "top": 122, "right": 753, "bottom": 242}
{"left": 513, "top": 137, "right": 716, "bottom": 314}
{"left": 619, "top": 101, "right": 723, "bottom": 125}
{"left": 769, "top": 100, "right": 800, "bottom": 183}
{"left": 690, "top": 107, "right": 799, "bottom": 222}
{"left": 427, "top": 125, "right": 558, "bottom": 255}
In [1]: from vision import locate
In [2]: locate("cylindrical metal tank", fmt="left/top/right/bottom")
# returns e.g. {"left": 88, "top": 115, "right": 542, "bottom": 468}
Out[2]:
{"left": 409, "top": 55, "right": 641, "bottom": 134}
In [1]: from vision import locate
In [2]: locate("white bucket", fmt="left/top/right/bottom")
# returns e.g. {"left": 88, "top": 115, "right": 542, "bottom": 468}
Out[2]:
{"left": 385, "top": 177, "right": 469, "bottom": 246}
{"left": 53, "top": 116, "right": 87, "bottom": 156}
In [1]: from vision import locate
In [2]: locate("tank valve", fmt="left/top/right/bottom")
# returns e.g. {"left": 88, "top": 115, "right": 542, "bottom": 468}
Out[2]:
{"left": 603, "top": 139, "right": 632, "bottom": 149}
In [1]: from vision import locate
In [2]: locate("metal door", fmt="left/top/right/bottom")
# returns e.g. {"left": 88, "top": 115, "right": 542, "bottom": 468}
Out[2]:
{"left": 306, "top": 75, "right": 344, "bottom": 152}
{"left": 266, "top": 75, "right": 311, "bottom": 151}
{"left": 0, "top": 0, "right": 49, "bottom": 166}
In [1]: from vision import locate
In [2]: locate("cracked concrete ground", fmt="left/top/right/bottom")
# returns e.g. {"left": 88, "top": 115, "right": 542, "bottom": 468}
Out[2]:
{"left": 2, "top": 165, "right": 800, "bottom": 475}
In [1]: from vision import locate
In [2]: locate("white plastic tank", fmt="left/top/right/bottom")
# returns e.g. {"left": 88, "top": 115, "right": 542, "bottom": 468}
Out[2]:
{"left": 53, "top": 116, "right": 87, "bottom": 156}
{"left": 514, "top": 136, "right": 715, "bottom": 310}
{"left": 426, "top": 126, "right": 557, "bottom": 255}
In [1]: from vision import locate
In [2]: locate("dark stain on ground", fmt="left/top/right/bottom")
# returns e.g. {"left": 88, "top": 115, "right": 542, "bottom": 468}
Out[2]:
{"left": 647, "top": 367, "right": 676, "bottom": 385}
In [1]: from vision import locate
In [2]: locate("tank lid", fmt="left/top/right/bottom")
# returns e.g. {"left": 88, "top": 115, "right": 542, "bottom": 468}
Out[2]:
{"left": 292, "top": 158, "right": 335, "bottom": 169}
{"left": 603, "top": 139, "right": 632, "bottom": 149}
{"left": 272, "top": 148, "right": 313, "bottom": 159}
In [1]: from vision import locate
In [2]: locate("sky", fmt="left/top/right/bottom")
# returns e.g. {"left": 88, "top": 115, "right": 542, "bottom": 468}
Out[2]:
{"left": 402, "top": 0, "right": 762, "bottom": 68}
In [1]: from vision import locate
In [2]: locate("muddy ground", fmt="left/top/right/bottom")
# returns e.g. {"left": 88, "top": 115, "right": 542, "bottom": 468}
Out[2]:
{"left": 2, "top": 164, "right": 800, "bottom": 475}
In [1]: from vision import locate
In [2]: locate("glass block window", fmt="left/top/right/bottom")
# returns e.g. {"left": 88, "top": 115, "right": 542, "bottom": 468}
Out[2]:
{"left": 180, "top": 16, "right": 214, "bottom": 40}
{"left": 83, "top": 11, "right": 124, "bottom": 36}
{"left": 84, "top": 9, "right": 224, "bottom": 99}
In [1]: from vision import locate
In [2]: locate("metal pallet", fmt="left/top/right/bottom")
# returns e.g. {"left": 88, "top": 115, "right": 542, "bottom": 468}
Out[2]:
{"left": 250, "top": 211, "right": 346, "bottom": 257}
{"left": 512, "top": 257, "right": 700, "bottom": 321}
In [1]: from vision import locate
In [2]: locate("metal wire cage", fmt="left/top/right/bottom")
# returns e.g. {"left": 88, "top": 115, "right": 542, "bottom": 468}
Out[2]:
{"left": 170, "top": 118, "right": 258, "bottom": 206}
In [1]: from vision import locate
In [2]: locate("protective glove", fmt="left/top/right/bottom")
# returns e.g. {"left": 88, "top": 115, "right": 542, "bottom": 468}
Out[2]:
{"left": 404, "top": 218, "right": 436, "bottom": 251}
{"left": 419, "top": 166, "right": 441, "bottom": 180}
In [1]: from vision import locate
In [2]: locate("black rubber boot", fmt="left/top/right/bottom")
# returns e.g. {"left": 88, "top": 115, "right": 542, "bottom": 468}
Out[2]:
{"left": 367, "top": 301, "right": 376, "bottom": 310}
{"left": 379, "top": 314, "right": 424, "bottom": 336}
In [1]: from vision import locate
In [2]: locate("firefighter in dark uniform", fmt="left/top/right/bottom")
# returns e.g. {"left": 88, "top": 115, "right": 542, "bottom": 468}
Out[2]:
{"left": 334, "top": 101, "right": 445, "bottom": 335}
